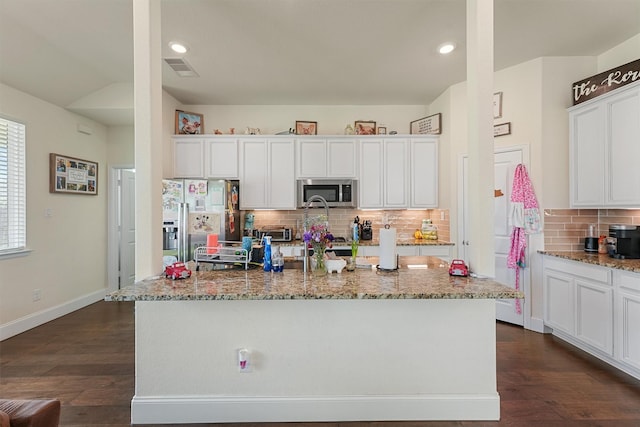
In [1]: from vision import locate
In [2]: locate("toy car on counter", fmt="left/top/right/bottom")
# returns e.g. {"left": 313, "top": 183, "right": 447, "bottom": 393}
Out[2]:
{"left": 448, "top": 259, "right": 469, "bottom": 277}
{"left": 165, "top": 262, "right": 192, "bottom": 280}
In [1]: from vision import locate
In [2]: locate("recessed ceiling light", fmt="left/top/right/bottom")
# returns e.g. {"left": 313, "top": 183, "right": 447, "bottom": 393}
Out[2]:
{"left": 169, "top": 42, "right": 188, "bottom": 54}
{"left": 438, "top": 43, "right": 456, "bottom": 55}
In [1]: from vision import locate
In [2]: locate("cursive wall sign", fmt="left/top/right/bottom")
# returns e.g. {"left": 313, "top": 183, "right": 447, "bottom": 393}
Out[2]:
{"left": 572, "top": 58, "right": 640, "bottom": 105}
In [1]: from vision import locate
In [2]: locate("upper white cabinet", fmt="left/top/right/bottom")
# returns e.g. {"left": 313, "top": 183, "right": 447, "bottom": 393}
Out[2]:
{"left": 359, "top": 137, "right": 438, "bottom": 209}
{"left": 359, "top": 138, "right": 409, "bottom": 208}
{"left": 173, "top": 137, "right": 204, "bottom": 178}
{"left": 569, "top": 82, "right": 640, "bottom": 207}
{"left": 205, "top": 138, "right": 238, "bottom": 178}
{"left": 410, "top": 137, "right": 438, "bottom": 208}
{"left": 297, "top": 137, "right": 357, "bottom": 178}
{"left": 173, "top": 136, "right": 238, "bottom": 179}
{"left": 240, "top": 137, "right": 296, "bottom": 210}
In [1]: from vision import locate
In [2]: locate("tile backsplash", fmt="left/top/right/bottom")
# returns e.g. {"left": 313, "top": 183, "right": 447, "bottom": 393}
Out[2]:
{"left": 245, "top": 209, "right": 450, "bottom": 242}
{"left": 544, "top": 208, "right": 640, "bottom": 251}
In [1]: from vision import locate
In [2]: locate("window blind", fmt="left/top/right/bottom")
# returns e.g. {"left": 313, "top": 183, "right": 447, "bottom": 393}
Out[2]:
{"left": 0, "top": 117, "right": 26, "bottom": 253}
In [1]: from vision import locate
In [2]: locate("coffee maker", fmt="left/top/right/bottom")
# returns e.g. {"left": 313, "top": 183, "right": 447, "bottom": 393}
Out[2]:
{"left": 609, "top": 224, "right": 640, "bottom": 259}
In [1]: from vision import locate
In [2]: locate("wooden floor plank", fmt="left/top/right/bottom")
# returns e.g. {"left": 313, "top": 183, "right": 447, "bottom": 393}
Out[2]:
{"left": 1, "top": 301, "right": 639, "bottom": 426}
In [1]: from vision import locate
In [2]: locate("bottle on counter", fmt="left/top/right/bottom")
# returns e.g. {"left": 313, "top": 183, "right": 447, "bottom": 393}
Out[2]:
{"left": 353, "top": 216, "right": 360, "bottom": 241}
{"left": 272, "top": 247, "right": 284, "bottom": 272}
{"left": 263, "top": 236, "right": 272, "bottom": 272}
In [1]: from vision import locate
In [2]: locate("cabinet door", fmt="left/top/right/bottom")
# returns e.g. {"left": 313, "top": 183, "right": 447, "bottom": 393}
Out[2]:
{"left": 269, "top": 139, "right": 296, "bottom": 209}
{"left": 615, "top": 272, "right": 640, "bottom": 372}
{"left": 327, "top": 139, "right": 357, "bottom": 178}
{"left": 173, "top": 138, "right": 204, "bottom": 178}
{"left": 410, "top": 138, "right": 438, "bottom": 207}
{"left": 383, "top": 139, "right": 409, "bottom": 208}
{"left": 575, "top": 279, "right": 613, "bottom": 355}
{"left": 359, "top": 139, "right": 384, "bottom": 208}
{"left": 544, "top": 269, "right": 575, "bottom": 335}
{"left": 206, "top": 138, "right": 238, "bottom": 178}
{"left": 607, "top": 87, "right": 640, "bottom": 206}
{"left": 570, "top": 104, "right": 605, "bottom": 207}
{"left": 240, "top": 139, "right": 268, "bottom": 209}
{"left": 297, "top": 138, "right": 326, "bottom": 178}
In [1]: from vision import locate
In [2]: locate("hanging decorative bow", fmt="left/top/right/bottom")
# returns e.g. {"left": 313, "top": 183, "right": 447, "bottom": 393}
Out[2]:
{"left": 507, "top": 164, "right": 541, "bottom": 314}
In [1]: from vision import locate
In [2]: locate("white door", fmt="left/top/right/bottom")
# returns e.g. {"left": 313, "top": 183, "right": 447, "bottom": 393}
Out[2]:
{"left": 120, "top": 169, "right": 136, "bottom": 287}
{"left": 460, "top": 148, "right": 526, "bottom": 325}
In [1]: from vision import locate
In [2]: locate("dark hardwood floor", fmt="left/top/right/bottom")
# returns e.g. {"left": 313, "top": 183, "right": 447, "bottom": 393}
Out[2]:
{"left": 1, "top": 301, "right": 639, "bottom": 426}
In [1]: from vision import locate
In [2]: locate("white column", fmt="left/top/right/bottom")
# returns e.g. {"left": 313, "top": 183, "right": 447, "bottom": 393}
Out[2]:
{"left": 466, "top": 0, "right": 495, "bottom": 276}
{"left": 133, "top": 0, "right": 163, "bottom": 279}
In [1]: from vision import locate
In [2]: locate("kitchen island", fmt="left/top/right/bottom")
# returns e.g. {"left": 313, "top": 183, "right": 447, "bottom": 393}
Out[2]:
{"left": 106, "top": 256, "right": 522, "bottom": 425}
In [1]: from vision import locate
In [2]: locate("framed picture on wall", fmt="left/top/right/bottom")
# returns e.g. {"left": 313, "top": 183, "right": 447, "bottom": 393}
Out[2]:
{"left": 295, "top": 121, "right": 318, "bottom": 135}
{"left": 49, "top": 153, "right": 98, "bottom": 195}
{"left": 175, "top": 110, "right": 204, "bottom": 134}
{"left": 410, "top": 113, "right": 441, "bottom": 134}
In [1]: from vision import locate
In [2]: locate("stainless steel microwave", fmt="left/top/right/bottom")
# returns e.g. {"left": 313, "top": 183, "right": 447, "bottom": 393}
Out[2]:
{"left": 297, "top": 179, "right": 357, "bottom": 208}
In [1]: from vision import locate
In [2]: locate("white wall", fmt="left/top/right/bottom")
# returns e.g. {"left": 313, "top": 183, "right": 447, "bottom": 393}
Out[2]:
{"left": 0, "top": 83, "right": 109, "bottom": 339}
{"left": 107, "top": 125, "right": 134, "bottom": 166}
{"left": 598, "top": 34, "right": 640, "bottom": 71}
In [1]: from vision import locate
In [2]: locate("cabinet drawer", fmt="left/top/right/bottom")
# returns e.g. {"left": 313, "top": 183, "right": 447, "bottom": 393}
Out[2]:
{"left": 544, "top": 257, "right": 611, "bottom": 285}
{"left": 616, "top": 270, "right": 640, "bottom": 293}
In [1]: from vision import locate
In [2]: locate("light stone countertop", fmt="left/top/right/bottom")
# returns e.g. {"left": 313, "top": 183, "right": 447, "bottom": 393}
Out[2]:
{"left": 105, "top": 256, "right": 522, "bottom": 302}
{"left": 540, "top": 250, "right": 640, "bottom": 273}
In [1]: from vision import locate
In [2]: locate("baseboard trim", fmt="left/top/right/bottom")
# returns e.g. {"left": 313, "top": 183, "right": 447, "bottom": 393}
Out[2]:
{"left": 131, "top": 394, "right": 501, "bottom": 424}
{"left": 0, "top": 289, "right": 106, "bottom": 341}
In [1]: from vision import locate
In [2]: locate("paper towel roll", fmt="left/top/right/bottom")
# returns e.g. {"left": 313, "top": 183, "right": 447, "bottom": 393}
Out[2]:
{"left": 379, "top": 228, "right": 397, "bottom": 270}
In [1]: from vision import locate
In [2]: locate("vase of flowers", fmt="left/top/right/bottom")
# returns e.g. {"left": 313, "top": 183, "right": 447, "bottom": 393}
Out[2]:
{"left": 303, "top": 215, "right": 333, "bottom": 277}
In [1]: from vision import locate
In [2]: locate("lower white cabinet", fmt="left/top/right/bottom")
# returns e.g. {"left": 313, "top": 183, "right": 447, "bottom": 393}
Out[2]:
{"left": 614, "top": 271, "right": 640, "bottom": 372}
{"left": 542, "top": 255, "right": 640, "bottom": 379}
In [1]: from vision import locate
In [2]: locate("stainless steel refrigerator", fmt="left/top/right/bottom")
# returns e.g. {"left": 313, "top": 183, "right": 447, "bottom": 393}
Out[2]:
{"left": 162, "top": 179, "right": 240, "bottom": 261}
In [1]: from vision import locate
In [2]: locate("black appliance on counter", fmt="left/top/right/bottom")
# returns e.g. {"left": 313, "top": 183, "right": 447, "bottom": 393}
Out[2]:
{"left": 609, "top": 224, "right": 640, "bottom": 259}
{"left": 361, "top": 220, "right": 373, "bottom": 240}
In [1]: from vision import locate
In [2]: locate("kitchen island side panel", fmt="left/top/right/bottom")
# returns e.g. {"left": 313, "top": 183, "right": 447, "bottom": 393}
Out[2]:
{"left": 132, "top": 299, "right": 499, "bottom": 423}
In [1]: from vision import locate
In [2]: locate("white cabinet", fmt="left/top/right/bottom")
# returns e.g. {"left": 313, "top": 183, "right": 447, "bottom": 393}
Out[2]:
{"left": 543, "top": 267, "right": 575, "bottom": 335}
{"left": 543, "top": 257, "right": 613, "bottom": 355}
{"left": 173, "top": 136, "right": 239, "bottom": 179}
{"left": 569, "top": 82, "right": 640, "bottom": 207}
{"left": 614, "top": 271, "right": 640, "bottom": 373}
{"left": 359, "top": 138, "right": 409, "bottom": 208}
{"left": 297, "top": 137, "right": 357, "bottom": 178}
{"left": 410, "top": 137, "right": 438, "bottom": 208}
{"left": 206, "top": 138, "right": 238, "bottom": 178}
{"left": 358, "top": 137, "right": 438, "bottom": 209}
{"left": 240, "top": 137, "right": 296, "bottom": 210}
{"left": 173, "top": 137, "right": 204, "bottom": 178}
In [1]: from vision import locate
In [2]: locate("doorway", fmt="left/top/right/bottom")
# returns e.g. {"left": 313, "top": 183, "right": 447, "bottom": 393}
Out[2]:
{"left": 108, "top": 166, "right": 136, "bottom": 292}
{"left": 459, "top": 146, "right": 529, "bottom": 326}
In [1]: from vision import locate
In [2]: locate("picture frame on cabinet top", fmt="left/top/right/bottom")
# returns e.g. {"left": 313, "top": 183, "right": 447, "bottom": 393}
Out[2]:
{"left": 377, "top": 127, "right": 387, "bottom": 135}
{"left": 295, "top": 121, "right": 317, "bottom": 135}
{"left": 175, "top": 110, "right": 204, "bottom": 135}
{"left": 410, "top": 113, "right": 441, "bottom": 135}
{"left": 355, "top": 120, "right": 376, "bottom": 135}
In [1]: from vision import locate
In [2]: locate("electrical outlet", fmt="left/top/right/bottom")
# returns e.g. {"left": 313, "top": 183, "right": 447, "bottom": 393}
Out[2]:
{"left": 440, "top": 211, "right": 446, "bottom": 221}
{"left": 32, "top": 289, "right": 41, "bottom": 302}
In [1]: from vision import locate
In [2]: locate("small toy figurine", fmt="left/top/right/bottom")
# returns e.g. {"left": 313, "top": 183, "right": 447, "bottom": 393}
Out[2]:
{"left": 214, "top": 129, "right": 223, "bottom": 134}
{"left": 448, "top": 259, "right": 469, "bottom": 277}
{"left": 165, "top": 262, "right": 192, "bottom": 280}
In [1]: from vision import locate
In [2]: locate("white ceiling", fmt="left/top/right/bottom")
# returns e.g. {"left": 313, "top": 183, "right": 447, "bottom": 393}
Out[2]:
{"left": 1, "top": 0, "right": 639, "bottom": 126}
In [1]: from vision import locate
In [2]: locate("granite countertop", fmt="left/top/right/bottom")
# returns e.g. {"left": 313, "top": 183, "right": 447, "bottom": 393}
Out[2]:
{"left": 540, "top": 250, "right": 640, "bottom": 273}
{"left": 106, "top": 256, "right": 521, "bottom": 302}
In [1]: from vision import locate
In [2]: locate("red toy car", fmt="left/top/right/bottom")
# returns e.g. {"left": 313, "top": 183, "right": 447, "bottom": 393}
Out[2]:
{"left": 165, "top": 262, "right": 192, "bottom": 280}
{"left": 449, "top": 259, "right": 469, "bottom": 277}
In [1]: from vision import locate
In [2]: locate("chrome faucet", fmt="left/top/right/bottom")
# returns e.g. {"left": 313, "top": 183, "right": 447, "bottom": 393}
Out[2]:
{"left": 303, "top": 195, "right": 329, "bottom": 273}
